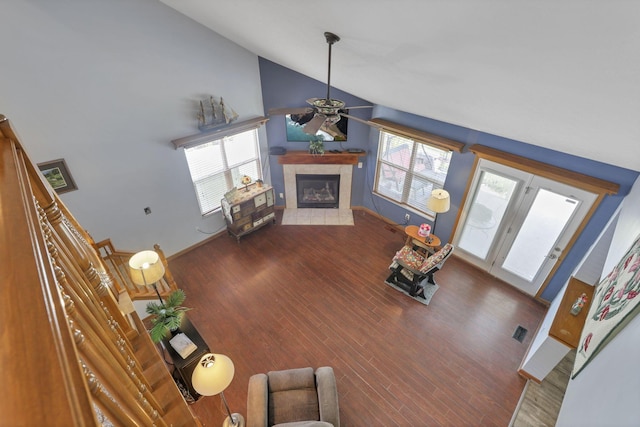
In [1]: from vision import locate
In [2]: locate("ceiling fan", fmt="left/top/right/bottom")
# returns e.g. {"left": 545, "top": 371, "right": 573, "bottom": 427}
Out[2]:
{"left": 268, "top": 31, "right": 373, "bottom": 135}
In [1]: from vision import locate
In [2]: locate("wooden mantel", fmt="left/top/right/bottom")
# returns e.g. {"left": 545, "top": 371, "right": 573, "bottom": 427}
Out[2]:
{"left": 277, "top": 150, "right": 365, "bottom": 165}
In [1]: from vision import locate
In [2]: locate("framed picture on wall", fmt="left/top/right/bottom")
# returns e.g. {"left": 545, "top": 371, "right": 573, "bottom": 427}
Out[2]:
{"left": 572, "top": 233, "right": 640, "bottom": 378}
{"left": 37, "top": 158, "right": 78, "bottom": 194}
{"left": 285, "top": 112, "right": 348, "bottom": 142}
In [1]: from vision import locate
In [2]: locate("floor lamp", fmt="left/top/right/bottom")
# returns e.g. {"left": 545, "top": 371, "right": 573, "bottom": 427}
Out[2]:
{"left": 129, "top": 250, "right": 166, "bottom": 305}
{"left": 192, "top": 353, "right": 245, "bottom": 427}
{"left": 426, "top": 189, "right": 451, "bottom": 235}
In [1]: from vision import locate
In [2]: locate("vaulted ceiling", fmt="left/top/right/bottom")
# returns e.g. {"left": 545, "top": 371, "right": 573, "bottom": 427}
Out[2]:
{"left": 160, "top": 1, "right": 640, "bottom": 172}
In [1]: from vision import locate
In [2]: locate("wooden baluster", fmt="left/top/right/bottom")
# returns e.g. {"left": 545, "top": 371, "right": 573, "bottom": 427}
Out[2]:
{"left": 83, "top": 361, "right": 140, "bottom": 426}
{"left": 41, "top": 198, "right": 132, "bottom": 337}
{"left": 0, "top": 131, "right": 95, "bottom": 426}
{"left": 73, "top": 323, "right": 165, "bottom": 425}
{"left": 55, "top": 265, "right": 159, "bottom": 411}
{"left": 40, "top": 209, "right": 154, "bottom": 401}
{"left": 1, "top": 115, "right": 199, "bottom": 427}
{"left": 46, "top": 219, "right": 165, "bottom": 417}
{"left": 70, "top": 321, "right": 165, "bottom": 426}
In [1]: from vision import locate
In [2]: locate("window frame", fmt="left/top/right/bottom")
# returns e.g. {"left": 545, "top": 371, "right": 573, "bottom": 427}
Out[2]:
{"left": 373, "top": 129, "right": 452, "bottom": 218}
{"left": 183, "top": 127, "right": 263, "bottom": 216}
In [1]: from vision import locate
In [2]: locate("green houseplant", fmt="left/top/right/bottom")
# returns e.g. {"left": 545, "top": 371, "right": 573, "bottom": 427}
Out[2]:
{"left": 309, "top": 140, "right": 325, "bottom": 156}
{"left": 146, "top": 289, "right": 191, "bottom": 343}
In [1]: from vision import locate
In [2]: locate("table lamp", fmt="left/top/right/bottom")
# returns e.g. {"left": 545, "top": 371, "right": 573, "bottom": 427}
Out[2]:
{"left": 426, "top": 189, "right": 450, "bottom": 235}
{"left": 129, "top": 250, "right": 166, "bottom": 305}
{"left": 192, "top": 353, "right": 244, "bottom": 427}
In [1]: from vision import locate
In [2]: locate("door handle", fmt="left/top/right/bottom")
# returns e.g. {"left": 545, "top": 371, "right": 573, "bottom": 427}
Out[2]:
{"left": 547, "top": 254, "right": 558, "bottom": 259}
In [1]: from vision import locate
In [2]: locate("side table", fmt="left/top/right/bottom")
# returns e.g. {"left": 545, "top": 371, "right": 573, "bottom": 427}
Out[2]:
{"left": 404, "top": 225, "right": 441, "bottom": 254}
{"left": 162, "top": 316, "right": 210, "bottom": 401}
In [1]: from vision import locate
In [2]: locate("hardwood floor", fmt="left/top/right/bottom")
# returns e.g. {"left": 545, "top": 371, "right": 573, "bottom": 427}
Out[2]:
{"left": 168, "top": 210, "right": 547, "bottom": 426}
{"left": 511, "top": 350, "right": 574, "bottom": 426}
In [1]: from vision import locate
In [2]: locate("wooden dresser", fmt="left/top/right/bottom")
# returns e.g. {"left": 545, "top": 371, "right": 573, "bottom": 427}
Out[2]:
{"left": 221, "top": 183, "right": 276, "bottom": 242}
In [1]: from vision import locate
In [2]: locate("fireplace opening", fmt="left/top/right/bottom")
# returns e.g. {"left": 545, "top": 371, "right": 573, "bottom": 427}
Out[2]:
{"left": 296, "top": 174, "right": 340, "bottom": 208}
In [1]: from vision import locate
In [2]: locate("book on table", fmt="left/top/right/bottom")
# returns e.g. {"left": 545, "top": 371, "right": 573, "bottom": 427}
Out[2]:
{"left": 169, "top": 333, "right": 198, "bottom": 359}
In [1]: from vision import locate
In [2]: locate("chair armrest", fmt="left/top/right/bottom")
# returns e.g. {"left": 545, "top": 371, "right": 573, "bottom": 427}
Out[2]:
{"left": 247, "top": 373, "right": 269, "bottom": 427}
{"left": 315, "top": 367, "right": 340, "bottom": 427}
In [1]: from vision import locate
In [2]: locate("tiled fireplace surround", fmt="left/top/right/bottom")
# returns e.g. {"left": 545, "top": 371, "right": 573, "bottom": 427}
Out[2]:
{"left": 281, "top": 163, "right": 355, "bottom": 225}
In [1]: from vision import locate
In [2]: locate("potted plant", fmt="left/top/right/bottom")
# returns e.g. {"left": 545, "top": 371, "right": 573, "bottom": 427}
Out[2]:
{"left": 146, "top": 289, "right": 191, "bottom": 343}
{"left": 309, "top": 140, "right": 325, "bottom": 156}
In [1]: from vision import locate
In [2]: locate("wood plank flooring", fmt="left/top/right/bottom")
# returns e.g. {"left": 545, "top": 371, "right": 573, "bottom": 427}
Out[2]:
{"left": 167, "top": 210, "right": 547, "bottom": 426}
{"left": 511, "top": 350, "right": 574, "bottom": 426}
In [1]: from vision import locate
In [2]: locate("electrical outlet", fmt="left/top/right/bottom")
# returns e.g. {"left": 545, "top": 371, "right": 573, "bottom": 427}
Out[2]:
{"left": 279, "top": 193, "right": 284, "bottom": 199}
{"left": 404, "top": 213, "right": 410, "bottom": 222}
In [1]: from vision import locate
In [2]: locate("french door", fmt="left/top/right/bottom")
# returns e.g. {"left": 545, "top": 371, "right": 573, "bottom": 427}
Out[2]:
{"left": 453, "top": 160, "right": 597, "bottom": 296}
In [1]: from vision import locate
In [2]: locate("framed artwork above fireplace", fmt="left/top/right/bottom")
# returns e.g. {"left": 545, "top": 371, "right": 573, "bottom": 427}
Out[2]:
{"left": 285, "top": 113, "right": 348, "bottom": 142}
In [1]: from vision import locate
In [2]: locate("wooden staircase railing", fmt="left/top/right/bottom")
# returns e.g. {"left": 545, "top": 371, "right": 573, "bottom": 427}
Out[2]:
{"left": 0, "top": 114, "right": 201, "bottom": 426}
{"left": 92, "top": 238, "right": 179, "bottom": 301}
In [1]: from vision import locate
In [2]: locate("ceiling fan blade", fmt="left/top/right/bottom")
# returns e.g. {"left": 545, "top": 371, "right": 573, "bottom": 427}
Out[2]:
{"left": 303, "top": 114, "right": 327, "bottom": 135}
{"left": 340, "top": 112, "right": 382, "bottom": 129}
{"left": 345, "top": 105, "right": 374, "bottom": 110}
{"left": 268, "top": 106, "right": 313, "bottom": 116}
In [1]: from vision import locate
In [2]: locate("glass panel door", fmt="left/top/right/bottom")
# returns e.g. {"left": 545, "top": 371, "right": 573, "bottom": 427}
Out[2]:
{"left": 456, "top": 170, "right": 520, "bottom": 260}
{"left": 453, "top": 160, "right": 598, "bottom": 296}
{"left": 490, "top": 176, "right": 598, "bottom": 295}
{"left": 500, "top": 189, "right": 578, "bottom": 281}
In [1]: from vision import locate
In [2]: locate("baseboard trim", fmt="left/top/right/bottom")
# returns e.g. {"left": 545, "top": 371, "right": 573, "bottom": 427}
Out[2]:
{"left": 166, "top": 229, "right": 227, "bottom": 261}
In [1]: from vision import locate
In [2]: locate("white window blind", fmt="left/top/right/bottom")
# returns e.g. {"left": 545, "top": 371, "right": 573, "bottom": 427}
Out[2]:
{"left": 374, "top": 130, "right": 452, "bottom": 217}
{"left": 184, "top": 128, "right": 261, "bottom": 215}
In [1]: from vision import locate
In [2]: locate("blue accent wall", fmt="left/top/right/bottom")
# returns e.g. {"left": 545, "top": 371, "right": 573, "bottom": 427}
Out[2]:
{"left": 259, "top": 58, "right": 639, "bottom": 302}
{"left": 259, "top": 57, "right": 373, "bottom": 207}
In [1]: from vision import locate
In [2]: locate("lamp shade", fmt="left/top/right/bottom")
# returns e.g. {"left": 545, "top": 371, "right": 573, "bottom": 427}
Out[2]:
{"left": 192, "top": 353, "right": 235, "bottom": 396}
{"left": 426, "top": 189, "right": 450, "bottom": 213}
{"left": 128, "top": 250, "right": 165, "bottom": 286}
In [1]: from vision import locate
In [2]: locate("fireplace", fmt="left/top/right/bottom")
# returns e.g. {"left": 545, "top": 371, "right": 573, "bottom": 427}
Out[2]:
{"left": 296, "top": 174, "right": 340, "bottom": 208}
{"left": 281, "top": 162, "right": 354, "bottom": 225}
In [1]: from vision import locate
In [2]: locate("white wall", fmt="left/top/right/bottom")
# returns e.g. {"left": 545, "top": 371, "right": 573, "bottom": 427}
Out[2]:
{"left": 0, "top": 0, "right": 266, "bottom": 255}
{"left": 556, "top": 176, "right": 640, "bottom": 426}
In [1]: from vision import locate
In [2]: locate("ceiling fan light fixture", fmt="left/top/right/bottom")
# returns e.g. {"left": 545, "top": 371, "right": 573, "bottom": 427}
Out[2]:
{"left": 312, "top": 98, "right": 345, "bottom": 115}
{"left": 269, "top": 31, "right": 374, "bottom": 135}
{"left": 323, "top": 115, "right": 342, "bottom": 126}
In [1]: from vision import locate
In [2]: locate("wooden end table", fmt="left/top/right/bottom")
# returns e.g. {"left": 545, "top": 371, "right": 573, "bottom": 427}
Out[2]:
{"left": 161, "top": 316, "right": 210, "bottom": 401}
{"left": 404, "top": 225, "right": 441, "bottom": 254}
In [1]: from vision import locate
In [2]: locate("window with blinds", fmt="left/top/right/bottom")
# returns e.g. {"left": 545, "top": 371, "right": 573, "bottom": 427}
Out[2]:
{"left": 184, "top": 128, "right": 261, "bottom": 215}
{"left": 374, "top": 130, "right": 452, "bottom": 217}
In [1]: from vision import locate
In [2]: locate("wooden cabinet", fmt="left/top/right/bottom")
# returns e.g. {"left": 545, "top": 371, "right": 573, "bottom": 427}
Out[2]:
{"left": 518, "top": 277, "right": 594, "bottom": 382}
{"left": 221, "top": 183, "right": 276, "bottom": 242}
{"left": 549, "top": 277, "right": 594, "bottom": 348}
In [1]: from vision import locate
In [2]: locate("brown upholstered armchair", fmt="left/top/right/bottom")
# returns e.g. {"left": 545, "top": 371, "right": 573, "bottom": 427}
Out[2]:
{"left": 247, "top": 367, "right": 340, "bottom": 427}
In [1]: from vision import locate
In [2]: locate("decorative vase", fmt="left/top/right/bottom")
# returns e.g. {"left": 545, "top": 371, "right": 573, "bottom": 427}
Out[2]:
{"left": 418, "top": 223, "right": 431, "bottom": 237}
